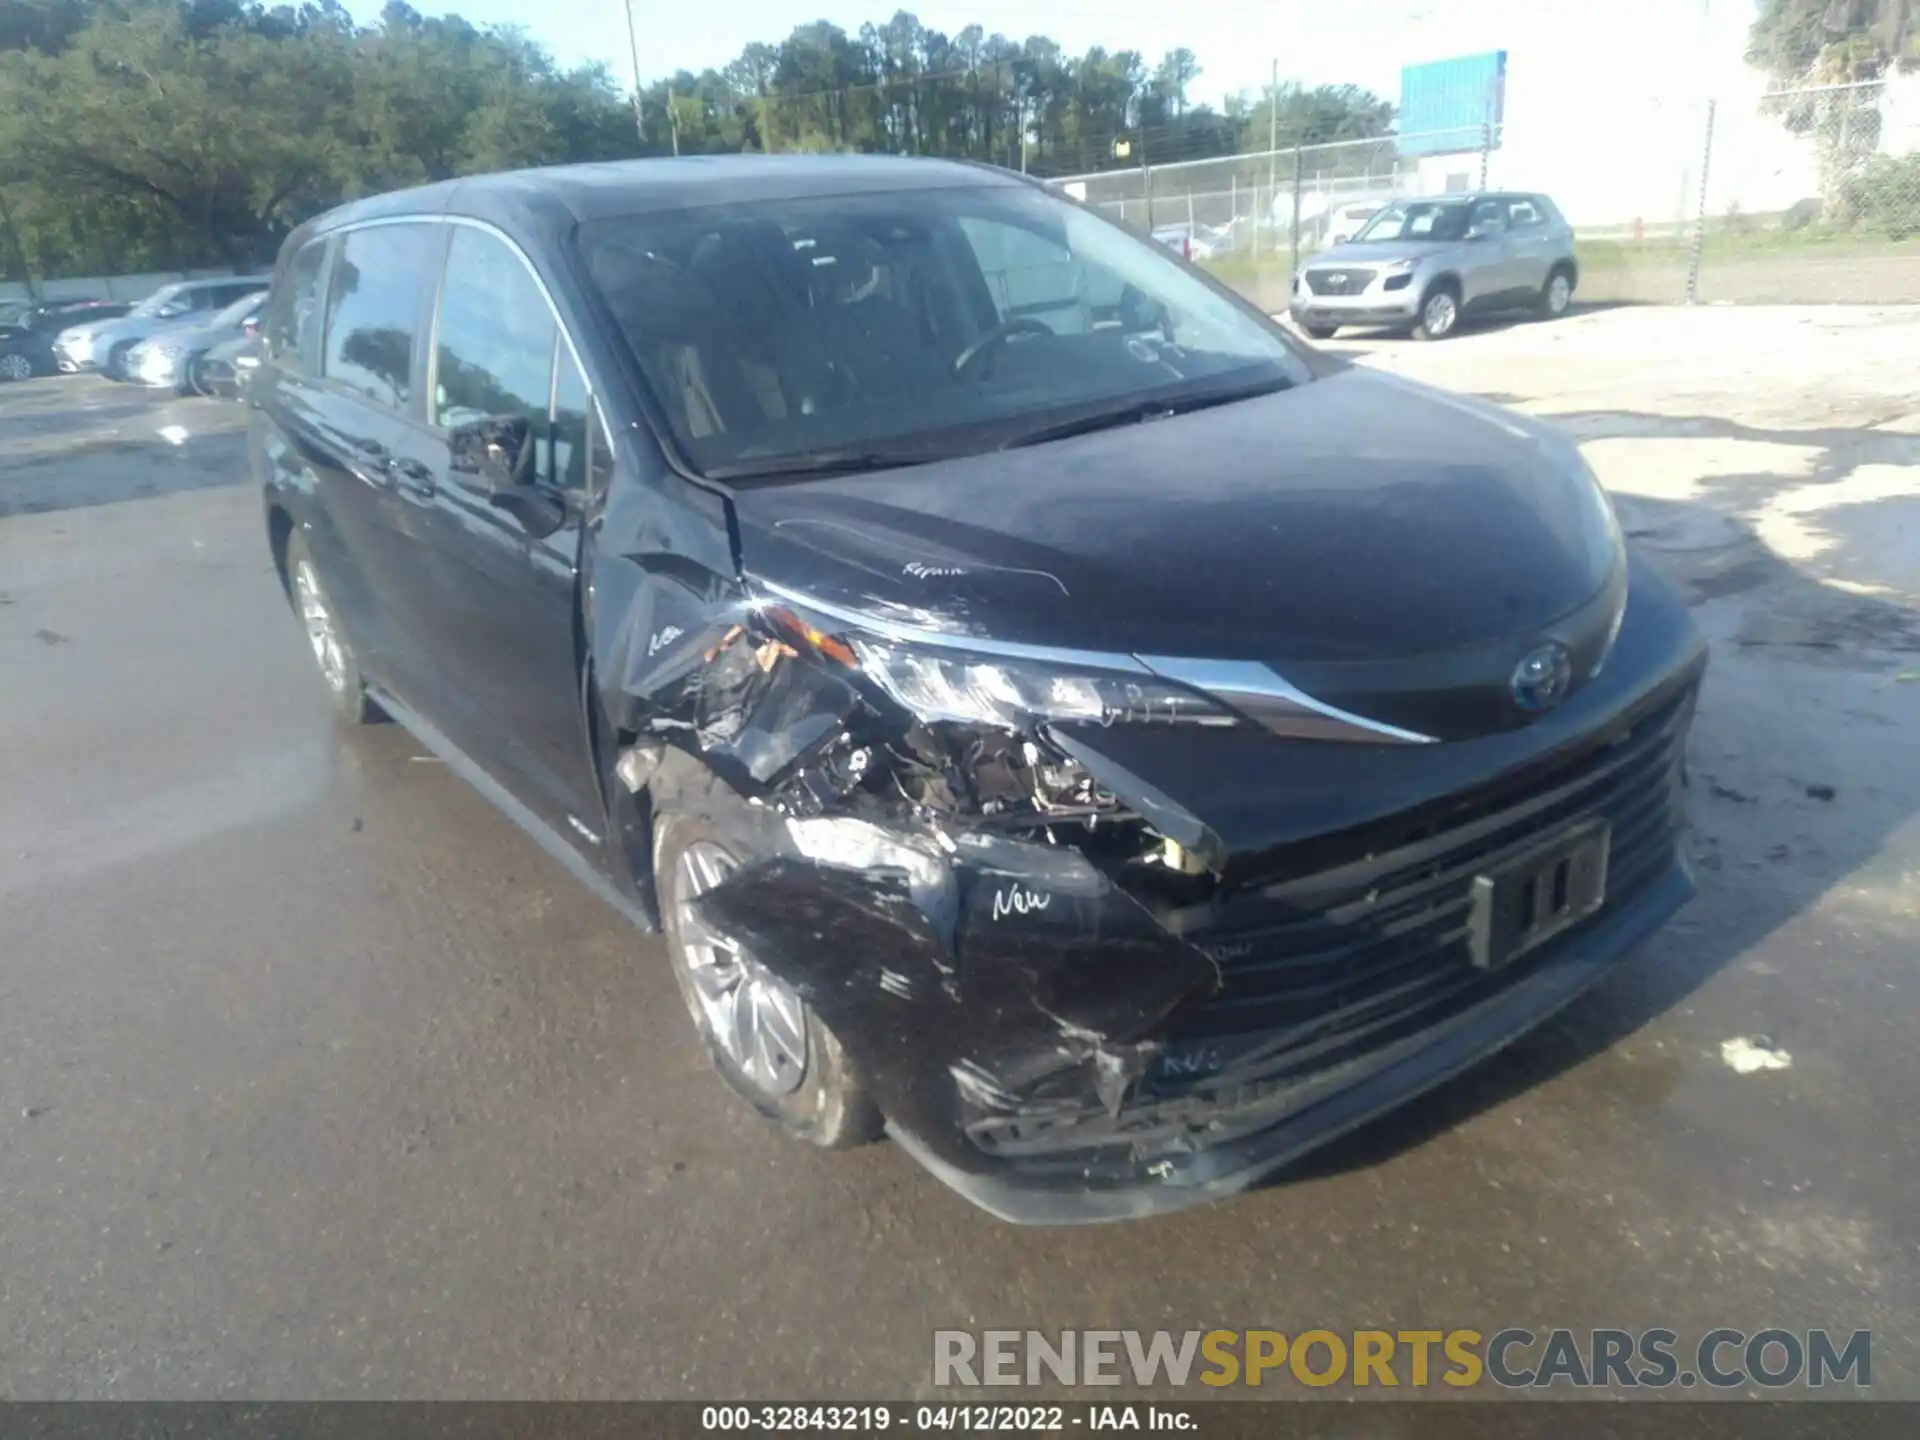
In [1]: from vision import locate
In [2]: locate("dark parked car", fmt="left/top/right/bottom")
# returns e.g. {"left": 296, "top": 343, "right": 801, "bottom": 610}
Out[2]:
{"left": 254, "top": 156, "right": 1705, "bottom": 1224}
{"left": 0, "top": 299, "right": 133, "bottom": 380}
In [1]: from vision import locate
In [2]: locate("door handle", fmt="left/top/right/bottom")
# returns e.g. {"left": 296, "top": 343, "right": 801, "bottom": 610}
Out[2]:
{"left": 390, "top": 458, "right": 437, "bottom": 497}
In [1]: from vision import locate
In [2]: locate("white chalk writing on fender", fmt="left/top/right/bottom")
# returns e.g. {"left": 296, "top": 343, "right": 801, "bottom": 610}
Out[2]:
{"left": 991, "top": 885, "right": 1052, "bottom": 921}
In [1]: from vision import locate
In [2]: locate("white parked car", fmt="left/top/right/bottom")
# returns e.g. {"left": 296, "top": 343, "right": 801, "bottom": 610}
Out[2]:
{"left": 1323, "top": 200, "right": 1392, "bottom": 249}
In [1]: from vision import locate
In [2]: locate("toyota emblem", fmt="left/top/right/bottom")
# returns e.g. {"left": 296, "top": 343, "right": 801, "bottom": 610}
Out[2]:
{"left": 1510, "top": 643, "right": 1574, "bottom": 713}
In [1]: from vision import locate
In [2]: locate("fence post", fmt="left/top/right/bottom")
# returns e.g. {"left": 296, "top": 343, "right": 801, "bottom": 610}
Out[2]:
{"left": 1479, "top": 121, "right": 1492, "bottom": 189}
{"left": 1141, "top": 129, "right": 1155, "bottom": 231}
{"left": 1290, "top": 145, "right": 1303, "bottom": 276}
{"left": 1686, "top": 98, "right": 1717, "bottom": 305}
{"left": 1264, "top": 57, "right": 1278, "bottom": 258}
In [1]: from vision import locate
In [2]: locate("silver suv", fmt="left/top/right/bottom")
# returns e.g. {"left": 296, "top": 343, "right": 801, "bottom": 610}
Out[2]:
{"left": 53, "top": 276, "right": 269, "bottom": 377}
{"left": 1289, "top": 192, "right": 1578, "bottom": 341}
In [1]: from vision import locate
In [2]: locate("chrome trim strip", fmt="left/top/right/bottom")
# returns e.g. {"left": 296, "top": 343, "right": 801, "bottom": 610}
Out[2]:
{"left": 753, "top": 577, "right": 1438, "bottom": 744}
{"left": 1137, "top": 656, "right": 1437, "bottom": 745}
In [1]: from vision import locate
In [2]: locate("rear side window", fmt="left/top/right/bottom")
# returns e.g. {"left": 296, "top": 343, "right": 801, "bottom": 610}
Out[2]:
{"left": 431, "top": 227, "right": 557, "bottom": 430}
{"left": 265, "top": 241, "right": 327, "bottom": 368}
{"left": 322, "top": 223, "right": 440, "bottom": 410}
{"left": 1506, "top": 198, "right": 1544, "bottom": 228}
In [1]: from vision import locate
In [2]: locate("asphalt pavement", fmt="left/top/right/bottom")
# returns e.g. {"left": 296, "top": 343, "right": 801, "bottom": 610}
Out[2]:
{"left": 2, "top": 319, "right": 1916, "bottom": 1399}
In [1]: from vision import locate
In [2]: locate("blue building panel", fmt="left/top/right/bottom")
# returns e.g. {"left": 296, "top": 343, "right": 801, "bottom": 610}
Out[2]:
{"left": 1398, "top": 51, "right": 1507, "bottom": 157}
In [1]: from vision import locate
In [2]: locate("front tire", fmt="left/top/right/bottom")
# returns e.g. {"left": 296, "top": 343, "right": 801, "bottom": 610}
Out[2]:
{"left": 284, "top": 530, "right": 379, "bottom": 724}
{"left": 1303, "top": 323, "right": 1339, "bottom": 341}
{"left": 1412, "top": 283, "right": 1460, "bottom": 341}
{"left": 656, "top": 808, "right": 881, "bottom": 1149}
{"left": 0, "top": 352, "right": 33, "bottom": 383}
{"left": 1537, "top": 267, "right": 1575, "bottom": 319}
{"left": 106, "top": 340, "right": 136, "bottom": 379}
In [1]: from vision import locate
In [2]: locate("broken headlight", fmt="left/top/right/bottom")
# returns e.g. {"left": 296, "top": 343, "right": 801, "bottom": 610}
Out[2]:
{"left": 848, "top": 642, "right": 1238, "bottom": 731}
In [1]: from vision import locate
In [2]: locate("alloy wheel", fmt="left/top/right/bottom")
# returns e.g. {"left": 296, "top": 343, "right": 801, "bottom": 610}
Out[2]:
{"left": 672, "top": 840, "right": 809, "bottom": 1097}
{"left": 1547, "top": 273, "right": 1572, "bottom": 315}
{"left": 1422, "top": 290, "right": 1458, "bottom": 338}
{"left": 292, "top": 558, "right": 348, "bottom": 694}
{"left": 0, "top": 353, "right": 31, "bottom": 382}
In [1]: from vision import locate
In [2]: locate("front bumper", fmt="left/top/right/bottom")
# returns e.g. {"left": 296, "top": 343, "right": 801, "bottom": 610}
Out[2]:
{"left": 1290, "top": 272, "right": 1422, "bottom": 329}
{"left": 53, "top": 343, "right": 97, "bottom": 373}
{"left": 899, "top": 859, "right": 1692, "bottom": 1223}
{"left": 689, "top": 557, "right": 1708, "bottom": 1223}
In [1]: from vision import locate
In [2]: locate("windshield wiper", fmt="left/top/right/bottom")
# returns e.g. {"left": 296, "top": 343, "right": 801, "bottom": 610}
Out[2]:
{"left": 997, "top": 377, "right": 1294, "bottom": 451}
{"left": 704, "top": 450, "right": 947, "bottom": 483}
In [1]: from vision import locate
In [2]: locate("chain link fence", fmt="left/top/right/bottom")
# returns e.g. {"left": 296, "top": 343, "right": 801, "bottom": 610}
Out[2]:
{"left": 1048, "top": 80, "right": 1919, "bottom": 315}
{"left": 1049, "top": 125, "right": 1496, "bottom": 312}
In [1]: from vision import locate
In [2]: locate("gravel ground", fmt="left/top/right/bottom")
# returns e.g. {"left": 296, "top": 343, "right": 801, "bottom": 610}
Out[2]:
{"left": 1, "top": 308, "right": 1916, "bottom": 1401}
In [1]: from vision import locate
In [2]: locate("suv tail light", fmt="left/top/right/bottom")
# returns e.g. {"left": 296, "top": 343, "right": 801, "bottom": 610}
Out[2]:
{"left": 243, "top": 319, "right": 259, "bottom": 336}
{"left": 1181, "top": 236, "right": 1192, "bottom": 262}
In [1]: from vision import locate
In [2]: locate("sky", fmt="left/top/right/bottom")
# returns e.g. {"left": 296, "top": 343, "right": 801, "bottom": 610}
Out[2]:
{"left": 340, "top": 0, "right": 1758, "bottom": 114}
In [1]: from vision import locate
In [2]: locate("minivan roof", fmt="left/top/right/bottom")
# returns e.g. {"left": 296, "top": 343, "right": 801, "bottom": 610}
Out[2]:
{"left": 300, "top": 155, "right": 1027, "bottom": 243}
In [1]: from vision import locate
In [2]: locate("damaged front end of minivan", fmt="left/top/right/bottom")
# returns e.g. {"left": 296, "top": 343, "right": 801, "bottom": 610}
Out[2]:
{"left": 586, "top": 511, "right": 1707, "bottom": 1223}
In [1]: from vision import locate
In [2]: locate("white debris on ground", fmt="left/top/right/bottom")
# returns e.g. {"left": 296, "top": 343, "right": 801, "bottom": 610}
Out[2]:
{"left": 1721, "top": 1036, "right": 1794, "bottom": 1074}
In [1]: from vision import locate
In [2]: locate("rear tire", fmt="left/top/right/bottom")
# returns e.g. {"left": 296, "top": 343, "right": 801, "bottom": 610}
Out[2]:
{"left": 655, "top": 807, "right": 882, "bottom": 1150}
{"left": 284, "top": 530, "right": 380, "bottom": 724}
{"left": 1411, "top": 283, "right": 1460, "bottom": 341}
{"left": 0, "top": 352, "right": 33, "bottom": 382}
{"left": 1303, "top": 323, "right": 1339, "bottom": 341}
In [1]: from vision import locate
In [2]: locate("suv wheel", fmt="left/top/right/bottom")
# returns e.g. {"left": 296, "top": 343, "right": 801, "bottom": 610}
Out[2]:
{"left": 1412, "top": 284, "right": 1460, "bottom": 342}
{"left": 1303, "top": 323, "right": 1339, "bottom": 341}
{"left": 1538, "top": 267, "right": 1575, "bottom": 319}
{"left": 0, "top": 352, "right": 32, "bottom": 382}
{"left": 656, "top": 809, "right": 881, "bottom": 1149}
{"left": 285, "top": 531, "right": 379, "bottom": 723}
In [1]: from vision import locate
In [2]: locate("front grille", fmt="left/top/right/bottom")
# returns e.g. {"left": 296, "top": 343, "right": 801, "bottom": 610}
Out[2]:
{"left": 1169, "top": 687, "right": 1694, "bottom": 1056}
{"left": 1305, "top": 267, "right": 1377, "bottom": 295}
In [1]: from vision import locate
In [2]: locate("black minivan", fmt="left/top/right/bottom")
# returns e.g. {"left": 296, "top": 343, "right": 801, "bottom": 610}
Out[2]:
{"left": 254, "top": 156, "right": 1705, "bottom": 1223}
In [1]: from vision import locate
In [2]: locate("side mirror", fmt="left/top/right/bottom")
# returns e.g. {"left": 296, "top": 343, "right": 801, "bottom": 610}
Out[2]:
{"left": 489, "top": 485, "right": 569, "bottom": 540}
{"left": 449, "top": 413, "right": 534, "bottom": 492}
{"left": 449, "top": 413, "right": 570, "bottom": 539}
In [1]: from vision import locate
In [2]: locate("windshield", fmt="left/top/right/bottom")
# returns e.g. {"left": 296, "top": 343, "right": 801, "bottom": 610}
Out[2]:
{"left": 576, "top": 182, "right": 1307, "bottom": 477}
{"left": 130, "top": 285, "right": 192, "bottom": 319}
{"left": 210, "top": 291, "right": 265, "bottom": 327}
{"left": 1353, "top": 201, "right": 1472, "bottom": 244}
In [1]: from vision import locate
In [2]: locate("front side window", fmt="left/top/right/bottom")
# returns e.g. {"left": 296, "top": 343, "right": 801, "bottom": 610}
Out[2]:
{"left": 131, "top": 285, "right": 191, "bottom": 319}
{"left": 431, "top": 227, "right": 557, "bottom": 432}
{"left": 577, "top": 183, "right": 1306, "bottom": 477}
{"left": 322, "top": 223, "right": 439, "bottom": 410}
{"left": 551, "top": 347, "right": 592, "bottom": 491}
{"left": 265, "top": 241, "right": 327, "bottom": 369}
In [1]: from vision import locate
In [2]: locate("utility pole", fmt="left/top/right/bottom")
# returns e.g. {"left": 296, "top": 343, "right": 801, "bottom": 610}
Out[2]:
{"left": 621, "top": 0, "right": 646, "bottom": 145}
{"left": 1265, "top": 58, "right": 1278, "bottom": 255}
{"left": 667, "top": 89, "right": 681, "bottom": 155}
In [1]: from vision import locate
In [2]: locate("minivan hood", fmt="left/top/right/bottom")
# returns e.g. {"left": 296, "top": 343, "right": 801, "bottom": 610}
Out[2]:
{"left": 731, "top": 368, "right": 1618, "bottom": 669}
